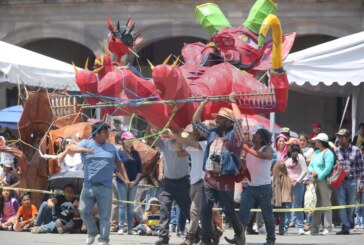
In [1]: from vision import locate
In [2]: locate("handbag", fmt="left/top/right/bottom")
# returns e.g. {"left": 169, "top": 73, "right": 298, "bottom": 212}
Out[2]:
{"left": 322, "top": 150, "right": 346, "bottom": 189}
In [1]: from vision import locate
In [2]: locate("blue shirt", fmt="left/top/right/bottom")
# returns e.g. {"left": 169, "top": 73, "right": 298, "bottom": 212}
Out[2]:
{"left": 78, "top": 139, "right": 121, "bottom": 189}
{"left": 308, "top": 149, "right": 335, "bottom": 181}
{"left": 116, "top": 149, "right": 143, "bottom": 183}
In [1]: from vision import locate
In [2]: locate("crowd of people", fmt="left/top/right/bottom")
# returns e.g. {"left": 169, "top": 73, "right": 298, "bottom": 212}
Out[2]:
{"left": 1, "top": 98, "right": 364, "bottom": 245}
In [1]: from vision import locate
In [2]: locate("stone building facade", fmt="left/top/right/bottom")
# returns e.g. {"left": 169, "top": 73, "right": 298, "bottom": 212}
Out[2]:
{"left": 0, "top": 0, "right": 363, "bottom": 135}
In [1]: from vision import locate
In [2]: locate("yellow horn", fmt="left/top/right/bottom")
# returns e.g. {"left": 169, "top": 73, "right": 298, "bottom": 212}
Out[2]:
{"left": 163, "top": 54, "right": 173, "bottom": 65}
{"left": 92, "top": 67, "right": 103, "bottom": 74}
{"left": 172, "top": 56, "right": 180, "bottom": 67}
{"left": 147, "top": 59, "right": 155, "bottom": 70}
{"left": 72, "top": 62, "right": 78, "bottom": 73}
{"left": 258, "top": 14, "right": 282, "bottom": 69}
{"left": 84, "top": 57, "right": 89, "bottom": 70}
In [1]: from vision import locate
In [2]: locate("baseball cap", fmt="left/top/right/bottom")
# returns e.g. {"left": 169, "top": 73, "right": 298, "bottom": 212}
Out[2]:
{"left": 120, "top": 131, "right": 135, "bottom": 140}
{"left": 311, "top": 133, "right": 329, "bottom": 142}
{"left": 280, "top": 127, "right": 290, "bottom": 133}
{"left": 336, "top": 129, "right": 351, "bottom": 137}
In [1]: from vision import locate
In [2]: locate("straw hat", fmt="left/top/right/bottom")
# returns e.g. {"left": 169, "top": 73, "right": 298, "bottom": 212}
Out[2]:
{"left": 211, "top": 107, "right": 234, "bottom": 121}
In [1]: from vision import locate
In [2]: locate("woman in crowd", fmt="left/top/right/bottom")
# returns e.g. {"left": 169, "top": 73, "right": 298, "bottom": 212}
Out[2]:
{"left": 116, "top": 131, "right": 143, "bottom": 235}
{"left": 298, "top": 133, "right": 314, "bottom": 164}
{"left": 283, "top": 138, "right": 307, "bottom": 235}
{"left": 307, "top": 133, "right": 335, "bottom": 235}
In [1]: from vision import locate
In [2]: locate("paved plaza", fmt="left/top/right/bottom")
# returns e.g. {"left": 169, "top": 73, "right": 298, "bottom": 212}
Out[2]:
{"left": 1, "top": 227, "right": 363, "bottom": 245}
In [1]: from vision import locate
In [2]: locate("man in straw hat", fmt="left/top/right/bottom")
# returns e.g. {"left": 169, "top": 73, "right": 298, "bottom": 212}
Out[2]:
{"left": 192, "top": 93, "right": 245, "bottom": 245}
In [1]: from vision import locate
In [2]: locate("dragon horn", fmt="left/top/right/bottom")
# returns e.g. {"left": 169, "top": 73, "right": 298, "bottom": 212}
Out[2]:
{"left": 163, "top": 54, "right": 173, "bottom": 65}
{"left": 92, "top": 67, "right": 103, "bottom": 74}
{"left": 126, "top": 16, "right": 132, "bottom": 28}
{"left": 258, "top": 14, "right": 282, "bottom": 69}
{"left": 147, "top": 59, "right": 155, "bottom": 70}
{"left": 172, "top": 56, "right": 180, "bottom": 67}
{"left": 72, "top": 62, "right": 78, "bottom": 73}
{"left": 84, "top": 57, "right": 89, "bottom": 70}
{"left": 106, "top": 15, "right": 115, "bottom": 32}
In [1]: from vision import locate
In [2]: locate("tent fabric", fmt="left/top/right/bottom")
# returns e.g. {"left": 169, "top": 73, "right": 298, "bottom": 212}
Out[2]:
{"left": 0, "top": 105, "right": 23, "bottom": 130}
{"left": 0, "top": 41, "right": 79, "bottom": 91}
{"left": 283, "top": 31, "right": 364, "bottom": 96}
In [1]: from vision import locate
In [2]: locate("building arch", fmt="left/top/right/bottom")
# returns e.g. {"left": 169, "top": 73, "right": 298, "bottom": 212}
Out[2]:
{"left": 2, "top": 23, "right": 100, "bottom": 54}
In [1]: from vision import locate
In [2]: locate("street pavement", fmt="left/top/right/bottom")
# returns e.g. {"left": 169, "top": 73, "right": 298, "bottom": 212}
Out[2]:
{"left": 1, "top": 227, "right": 363, "bottom": 245}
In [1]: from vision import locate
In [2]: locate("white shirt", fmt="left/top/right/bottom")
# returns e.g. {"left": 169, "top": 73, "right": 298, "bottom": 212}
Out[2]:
{"left": 185, "top": 141, "right": 206, "bottom": 185}
{"left": 246, "top": 146, "right": 272, "bottom": 186}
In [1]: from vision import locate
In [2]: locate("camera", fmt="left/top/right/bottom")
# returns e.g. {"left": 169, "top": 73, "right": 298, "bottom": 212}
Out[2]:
{"left": 209, "top": 153, "right": 221, "bottom": 164}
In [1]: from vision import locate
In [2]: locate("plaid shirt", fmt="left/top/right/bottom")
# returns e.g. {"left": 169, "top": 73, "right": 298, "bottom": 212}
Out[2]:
{"left": 335, "top": 143, "right": 364, "bottom": 184}
{"left": 192, "top": 118, "right": 244, "bottom": 154}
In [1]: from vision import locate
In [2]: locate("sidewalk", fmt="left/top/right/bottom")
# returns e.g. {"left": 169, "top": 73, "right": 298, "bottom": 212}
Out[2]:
{"left": 1, "top": 227, "right": 363, "bottom": 245}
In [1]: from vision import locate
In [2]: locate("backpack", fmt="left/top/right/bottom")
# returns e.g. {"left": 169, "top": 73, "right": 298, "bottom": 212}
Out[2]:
{"left": 322, "top": 150, "right": 346, "bottom": 189}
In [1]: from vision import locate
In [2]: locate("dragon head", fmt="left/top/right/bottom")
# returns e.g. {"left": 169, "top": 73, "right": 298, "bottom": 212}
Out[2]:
{"left": 106, "top": 16, "right": 143, "bottom": 62}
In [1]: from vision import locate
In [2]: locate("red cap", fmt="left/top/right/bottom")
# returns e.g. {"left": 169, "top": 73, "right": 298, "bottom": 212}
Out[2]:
{"left": 312, "top": 123, "right": 321, "bottom": 129}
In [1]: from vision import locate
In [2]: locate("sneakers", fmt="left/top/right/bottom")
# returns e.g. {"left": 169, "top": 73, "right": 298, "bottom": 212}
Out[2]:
{"left": 31, "top": 226, "right": 43, "bottom": 234}
{"left": 320, "top": 229, "right": 332, "bottom": 235}
{"left": 336, "top": 230, "right": 350, "bottom": 235}
{"left": 117, "top": 229, "right": 124, "bottom": 235}
{"left": 128, "top": 230, "right": 138, "bottom": 235}
{"left": 298, "top": 228, "right": 305, "bottom": 235}
{"left": 55, "top": 219, "right": 64, "bottom": 234}
{"left": 86, "top": 235, "right": 96, "bottom": 245}
{"left": 155, "top": 236, "right": 169, "bottom": 245}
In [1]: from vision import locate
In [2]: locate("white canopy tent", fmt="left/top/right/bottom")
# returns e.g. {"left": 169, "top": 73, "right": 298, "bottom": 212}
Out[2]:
{"left": 0, "top": 41, "right": 79, "bottom": 91}
{"left": 280, "top": 31, "right": 364, "bottom": 135}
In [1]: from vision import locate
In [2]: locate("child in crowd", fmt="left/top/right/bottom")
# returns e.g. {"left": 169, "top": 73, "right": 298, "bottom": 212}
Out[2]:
{"left": 303, "top": 182, "right": 317, "bottom": 232}
{"left": 0, "top": 188, "right": 19, "bottom": 230}
{"left": 13, "top": 192, "right": 38, "bottom": 232}
{"left": 137, "top": 197, "right": 160, "bottom": 236}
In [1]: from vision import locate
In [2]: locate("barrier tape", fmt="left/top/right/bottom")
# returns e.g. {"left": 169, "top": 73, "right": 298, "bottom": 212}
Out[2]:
{"left": 2, "top": 185, "right": 364, "bottom": 212}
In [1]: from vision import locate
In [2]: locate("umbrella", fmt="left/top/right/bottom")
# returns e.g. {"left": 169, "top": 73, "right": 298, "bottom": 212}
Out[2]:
{"left": 0, "top": 105, "right": 23, "bottom": 130}
{"left": 242, "top": 114, "right": 281, "bottom": 134}
{"left": 47, "top": 170, "right": 84, "bottom": 194}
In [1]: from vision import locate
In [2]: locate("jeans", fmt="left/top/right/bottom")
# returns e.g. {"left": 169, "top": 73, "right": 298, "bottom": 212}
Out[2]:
{"left": 34, "top": 201, "right": 58, "bottom": 233}
{"left": 335, "top": 178, "right": 357, "bottom": 231}
{"left": 201, "top": 187, "right": 242, "bottom": 243}
{"left": 285, "top": 182, "right": 305, "bottom": 229}
{"left": 170, "top": 200, "right": 179, "bottom": 226}
{"left": 356, "top": 191, "right": 364, "bottom": 226}
{"left": 116, "top": 181, "right": 138, "bottom": 231}
{"left": 79, "top": 184, "right": 112, "bottom": 244}
{"left": 158, "top": 176, "right": 191, "bottom": 239}
{"left": 239, "top": 185, "right": 275, "bottom": 244}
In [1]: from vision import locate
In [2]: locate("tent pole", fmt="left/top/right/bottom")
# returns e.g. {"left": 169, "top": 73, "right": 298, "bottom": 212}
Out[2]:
{"left": 339, "top": 96, "right": 351, "bottom": 132}
{"left": 352, "top": 90, "right": 359, "bottom": 141}
{"left": 270, "top": 112, "right": 276, "bottom": 139}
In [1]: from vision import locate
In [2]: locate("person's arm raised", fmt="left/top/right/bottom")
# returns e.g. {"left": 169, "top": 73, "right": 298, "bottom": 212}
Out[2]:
{"left": 167, "top": 129, "right": 201, "bottom": 150}
{"left": 243, "top": 144, "right": 273, "bottom": 160}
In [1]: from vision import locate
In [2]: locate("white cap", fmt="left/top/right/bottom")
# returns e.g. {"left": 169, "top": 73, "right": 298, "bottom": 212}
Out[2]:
{"left": 311, "top": 133, "right": 329, "bottom": 142}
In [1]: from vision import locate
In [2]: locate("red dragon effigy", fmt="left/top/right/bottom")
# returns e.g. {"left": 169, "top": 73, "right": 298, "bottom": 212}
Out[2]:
{"left": 75, "top": 0, "right": 295, "bottom": 130}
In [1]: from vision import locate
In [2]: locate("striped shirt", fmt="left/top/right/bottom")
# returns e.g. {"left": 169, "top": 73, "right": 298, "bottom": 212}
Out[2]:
{"left": 335, "top": 144, "right": 364, "bottom": 184}
{"left": 78, "top": 139, "right": 121, "bottom": 189}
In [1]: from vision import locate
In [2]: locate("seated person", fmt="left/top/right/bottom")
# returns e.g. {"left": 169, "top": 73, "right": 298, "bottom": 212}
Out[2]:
{"left": 137, "top": 197, "right": 160, "bottom": 236}
{"left": 31, "top": 184, "right": 76, "bottom": 233}
{"left": 13, "top": 193, "right": 38, "bottom": 232}
{"left": 55, "top": 199, "right": 85, "bottom": 234}
{"left": 0, "top": 188, "right": 19, "bottom": 230}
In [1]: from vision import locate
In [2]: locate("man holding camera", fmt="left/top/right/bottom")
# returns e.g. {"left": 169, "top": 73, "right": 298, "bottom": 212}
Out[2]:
{"left": 192, "top": 93, "right": 245, "bottom": 245}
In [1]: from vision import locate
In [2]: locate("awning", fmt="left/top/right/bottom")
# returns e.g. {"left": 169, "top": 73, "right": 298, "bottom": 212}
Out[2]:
{"left": 0, "top": 41, "right": 79, "bottom": 91}
{"left": 283, "top": 31, "right": 364, "bottom": 96}
{"left": 0, "top": 105, "right": 23, "bottom": 130}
